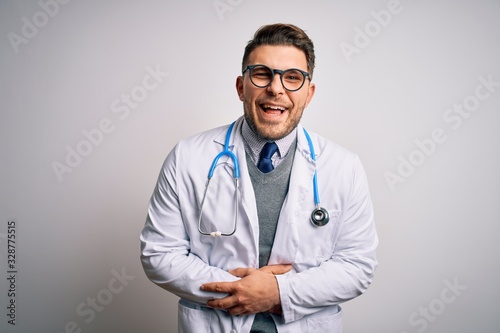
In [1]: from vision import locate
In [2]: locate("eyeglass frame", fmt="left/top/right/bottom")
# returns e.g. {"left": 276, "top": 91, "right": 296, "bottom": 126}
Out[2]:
{"left": 242, "top": 64, "right": 311, "bottom": 92}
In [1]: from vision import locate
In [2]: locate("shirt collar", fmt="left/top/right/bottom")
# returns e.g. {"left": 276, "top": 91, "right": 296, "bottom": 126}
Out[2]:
{"left": 241, "top": 118, "right": 297, "bottom": 164}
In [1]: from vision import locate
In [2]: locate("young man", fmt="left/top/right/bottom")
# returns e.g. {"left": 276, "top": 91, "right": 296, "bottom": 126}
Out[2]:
{"left": 140, "top": 23, "right": 378, "bottom": 333}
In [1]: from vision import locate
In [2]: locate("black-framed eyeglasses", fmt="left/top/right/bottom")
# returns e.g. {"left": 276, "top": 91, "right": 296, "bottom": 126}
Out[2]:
{"left": 242, "top": 64, "right": 310, "bottom": 92}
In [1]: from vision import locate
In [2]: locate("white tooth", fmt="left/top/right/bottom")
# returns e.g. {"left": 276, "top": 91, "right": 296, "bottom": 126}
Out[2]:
{"left": 265, "top": 105, "right": 285, "bottom": 110}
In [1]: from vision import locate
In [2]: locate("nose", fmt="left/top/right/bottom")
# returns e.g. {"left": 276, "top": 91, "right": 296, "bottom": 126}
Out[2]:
{"left": 266, "top": 72, "right": 285, "bottom": 95}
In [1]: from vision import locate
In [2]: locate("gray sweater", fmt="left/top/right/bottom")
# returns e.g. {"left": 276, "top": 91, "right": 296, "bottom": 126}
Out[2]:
{"left": 246, "top": 140, "right": 296, "bottom": 333}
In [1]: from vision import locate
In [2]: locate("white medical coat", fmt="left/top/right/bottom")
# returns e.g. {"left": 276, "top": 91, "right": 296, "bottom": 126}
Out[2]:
{"left": 140, "top": 116, "right": 378, "bottom": 333}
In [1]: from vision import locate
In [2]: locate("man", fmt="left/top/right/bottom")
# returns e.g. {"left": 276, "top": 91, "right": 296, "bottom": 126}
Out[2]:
{"left": 140, "top": 23, "right": 378, "bottom": 333}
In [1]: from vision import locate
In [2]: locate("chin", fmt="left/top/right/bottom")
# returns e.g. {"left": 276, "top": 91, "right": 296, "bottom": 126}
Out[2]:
{"left": 257, "top": 123, "right": 292, "bottom": 141}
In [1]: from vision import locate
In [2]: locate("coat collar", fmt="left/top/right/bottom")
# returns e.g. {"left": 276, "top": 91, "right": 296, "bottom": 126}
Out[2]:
{"left": 212, "top": 116, "right": 322, "bottom": 163}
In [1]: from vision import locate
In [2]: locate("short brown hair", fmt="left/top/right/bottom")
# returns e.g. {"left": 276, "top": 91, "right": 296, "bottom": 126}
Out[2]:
{"left": 242, "top": 23, "right": 315, "bottom": 78}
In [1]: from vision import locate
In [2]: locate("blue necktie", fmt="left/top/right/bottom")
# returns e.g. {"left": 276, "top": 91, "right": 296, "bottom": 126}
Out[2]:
{"left": 258, "top": 142, "right": 278, "bottom": 173}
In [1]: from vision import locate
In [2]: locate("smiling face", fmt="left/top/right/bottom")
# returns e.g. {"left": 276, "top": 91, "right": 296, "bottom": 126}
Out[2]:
{"left": 236, "top": 45, "right": 316, "bottom": 140}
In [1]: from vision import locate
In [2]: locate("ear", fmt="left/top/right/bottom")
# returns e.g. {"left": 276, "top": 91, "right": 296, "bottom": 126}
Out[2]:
{"left": 236, "top": 76, "right": 244, "bottom": 101}
{"left": 304, "top": 82, "right": 316, "bottom": 108}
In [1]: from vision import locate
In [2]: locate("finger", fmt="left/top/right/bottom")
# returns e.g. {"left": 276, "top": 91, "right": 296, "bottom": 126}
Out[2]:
{"left": 200, "top": 281, "right": 235, "bottom": 294}
{"left": 228, "top": 267, "right": 254, "bottom": 277}
{"left": 260, "top": 264, "right": 292, "bottom": 275}
{"left": 227, "top": 303, "right": 268, "bottom": 316}
{"left": 228, "top": 305, "right": 250, "bottom": 316}
{"left": 206, "top": 295, "right": 238, "bottom": 309}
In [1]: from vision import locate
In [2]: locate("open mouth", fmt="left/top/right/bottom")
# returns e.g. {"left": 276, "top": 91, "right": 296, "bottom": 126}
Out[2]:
{"left": 260, "top": 104, "right": 288, "bottom": 114}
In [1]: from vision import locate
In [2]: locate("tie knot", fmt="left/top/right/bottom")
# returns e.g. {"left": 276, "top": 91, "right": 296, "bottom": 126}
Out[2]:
{"left": 261, "top": 142, "right": 278, "bottom": 159}
{"left": 258, "top": 142, "right": 278, "bottom": 173}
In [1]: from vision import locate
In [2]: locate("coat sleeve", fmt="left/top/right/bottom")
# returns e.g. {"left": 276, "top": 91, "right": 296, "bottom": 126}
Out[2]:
{"left": 140, "top": 143, "right": 239, "bottom": 303}
{"left": 275, "top": 154, "right": 378, "bottom": 323}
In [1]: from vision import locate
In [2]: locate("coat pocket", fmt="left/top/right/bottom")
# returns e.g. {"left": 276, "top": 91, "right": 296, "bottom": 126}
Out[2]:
{"left": 178, "top": 299, "right": 212, "bottom": 333}
{"left": 294, "top": 209, "right": 342, "bottom": 269}
{"left": 306, "top": 306, "right": 343, "bottom": 332}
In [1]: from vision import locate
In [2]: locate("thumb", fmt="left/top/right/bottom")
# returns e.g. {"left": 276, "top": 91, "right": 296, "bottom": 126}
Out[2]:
{"left": 260, "top": 264, "right": 292, "bottom": 275}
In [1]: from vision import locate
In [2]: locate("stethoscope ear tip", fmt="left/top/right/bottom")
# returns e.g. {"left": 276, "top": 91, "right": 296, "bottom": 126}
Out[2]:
{"left": 311, "top": 207, "right": 330, "bottom": 227}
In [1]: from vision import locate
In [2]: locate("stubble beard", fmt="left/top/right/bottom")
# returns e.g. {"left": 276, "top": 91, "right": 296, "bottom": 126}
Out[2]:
{"left": 242, "top": 100, "right": 305, "bottom": 141}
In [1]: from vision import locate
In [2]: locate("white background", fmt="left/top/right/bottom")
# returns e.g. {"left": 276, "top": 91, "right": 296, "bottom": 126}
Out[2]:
{"left": 1, "top": 1, "right": 499, "bottom": 332}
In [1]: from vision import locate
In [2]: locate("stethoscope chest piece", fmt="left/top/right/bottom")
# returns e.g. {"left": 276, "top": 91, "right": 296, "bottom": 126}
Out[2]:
{"left": 311, "top": 206, "right": 330, "bottom": 226}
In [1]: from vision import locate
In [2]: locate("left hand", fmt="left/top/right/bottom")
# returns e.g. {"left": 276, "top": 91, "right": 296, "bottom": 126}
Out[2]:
{"left": 200, "top": 264, "right": 291, "bottom": 316}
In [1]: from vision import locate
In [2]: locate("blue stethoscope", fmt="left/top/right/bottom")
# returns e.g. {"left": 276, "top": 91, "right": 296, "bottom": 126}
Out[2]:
{"left": 197, "top": 121, "right": 330, "bottom": 237}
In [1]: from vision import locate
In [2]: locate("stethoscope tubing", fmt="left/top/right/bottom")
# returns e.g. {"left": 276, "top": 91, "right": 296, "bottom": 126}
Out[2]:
{"left": 198, "top": 121, "right": 330, "bottom": 237}
{"left": 207, "top": 121, "right": 240, "bottom": 179}
{"left": 199, "top": 121, "right": 239, "bottom": 237}
{"left": 302, "top": 128, "right": 321, "bottom": 207}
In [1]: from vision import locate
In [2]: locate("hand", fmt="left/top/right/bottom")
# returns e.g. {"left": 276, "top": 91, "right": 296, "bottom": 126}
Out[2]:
{"left": 200, "top": 264, "right": 292, "bottom": 316}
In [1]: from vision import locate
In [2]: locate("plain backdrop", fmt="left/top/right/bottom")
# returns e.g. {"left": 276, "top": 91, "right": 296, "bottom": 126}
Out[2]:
{"left": 1, "top": 1, "right": 499, "bottom": 332}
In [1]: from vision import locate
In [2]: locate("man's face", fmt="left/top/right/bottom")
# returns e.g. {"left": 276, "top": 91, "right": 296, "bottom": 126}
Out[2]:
{"left": 236, "top": 45, "right": 315, "bottom": 140}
